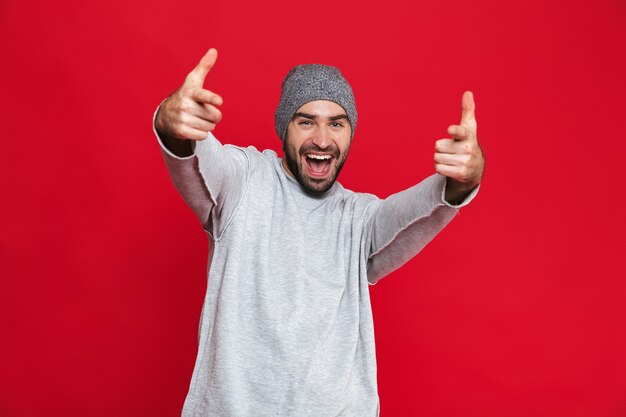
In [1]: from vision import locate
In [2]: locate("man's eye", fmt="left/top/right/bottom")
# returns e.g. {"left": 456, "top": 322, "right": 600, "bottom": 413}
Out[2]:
{"left": 299, "top": 120, "right": 312, "bottom": 125}
{"left": 331, "top": 122, "right": 343, "bottom": 128}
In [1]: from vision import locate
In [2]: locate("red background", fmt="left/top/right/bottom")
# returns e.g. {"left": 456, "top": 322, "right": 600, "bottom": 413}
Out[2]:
{"left": 1, "top": 0, "right": 625, "bottom": 415}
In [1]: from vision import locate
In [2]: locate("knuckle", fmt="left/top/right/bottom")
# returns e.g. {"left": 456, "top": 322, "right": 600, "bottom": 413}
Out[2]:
{"left": 177, "top": 112, "right": 189, "bottom": 125}
{"left": 181, "top": 86, "right": 196, "bottom": 100}
{"left": 186, "top": 128, "right": 203, "bottom": 141}
{"left": 436, "top": 139, "right": 450, "bottom": 151}
{"left": 199, "top": 91, "right": 210, "bottom": 103}
{"left": 173, "top": 126, "right": 185, "bottom": 138}
{"left": 206, "top": 107, "right": 219, "bottom": 122}
{"left": 179, "top": 101, "right": 192, "bottom": 114}
{"left": 178, "top": 126, "right": 193, "bottom": 140}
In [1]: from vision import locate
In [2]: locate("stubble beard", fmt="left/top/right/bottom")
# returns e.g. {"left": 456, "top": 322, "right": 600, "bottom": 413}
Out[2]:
{"left": 283, "top": 140, "right": 350, "bottom": 195}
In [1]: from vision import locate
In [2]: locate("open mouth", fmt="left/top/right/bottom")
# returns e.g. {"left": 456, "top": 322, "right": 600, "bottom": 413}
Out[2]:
{"left": 303, "top": 153, "right": 334, "bottom": 178}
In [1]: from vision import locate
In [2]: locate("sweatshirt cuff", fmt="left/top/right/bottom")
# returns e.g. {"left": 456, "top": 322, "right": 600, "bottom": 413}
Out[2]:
{"left": 441, "top": 180, "right": 480, "bottom": 208}
{"left": 153, "top": 103, "right": 196, "bottom": 160}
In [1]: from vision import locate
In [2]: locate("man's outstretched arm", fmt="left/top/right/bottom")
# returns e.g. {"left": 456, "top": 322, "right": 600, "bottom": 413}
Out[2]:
{"left": 154, "top": 49, "right": 247, "bottom": 236}
{"left": 365, "top": 91, "right": 485, "bottom": 284}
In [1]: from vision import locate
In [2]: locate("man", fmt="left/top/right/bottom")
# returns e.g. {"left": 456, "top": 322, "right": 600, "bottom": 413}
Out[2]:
{"left": 154, "top": 48, "right": 484, "bottom": 417}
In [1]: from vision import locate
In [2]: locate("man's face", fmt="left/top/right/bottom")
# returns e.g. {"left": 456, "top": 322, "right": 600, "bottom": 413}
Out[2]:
{"left": 282, "top": 100, "right": 352, "bottom": 194}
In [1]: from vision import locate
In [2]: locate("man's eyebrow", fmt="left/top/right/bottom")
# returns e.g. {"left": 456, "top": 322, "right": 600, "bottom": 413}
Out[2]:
{"left": 292, "top": 112, "right": 316, "bottom": 120}
{"left": 292, "top": 112, "right": 348, "bottom": 121}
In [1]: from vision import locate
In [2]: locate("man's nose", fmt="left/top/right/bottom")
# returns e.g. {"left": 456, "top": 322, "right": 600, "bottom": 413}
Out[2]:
{"left": 312, "top": 126, "right": 332, "bottom": 149}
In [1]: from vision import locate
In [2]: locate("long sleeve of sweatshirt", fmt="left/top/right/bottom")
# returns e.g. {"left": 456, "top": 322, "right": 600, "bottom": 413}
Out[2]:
{"left": 154, "top": 119, "right": 247, "bottom": 238}
{"left": 364, "top": 174, "right": 478, "bottom": 284}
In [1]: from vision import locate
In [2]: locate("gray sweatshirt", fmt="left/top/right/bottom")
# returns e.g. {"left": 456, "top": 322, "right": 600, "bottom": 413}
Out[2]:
{"left": 158, "top": 131, "right": 477, "bottom": 417}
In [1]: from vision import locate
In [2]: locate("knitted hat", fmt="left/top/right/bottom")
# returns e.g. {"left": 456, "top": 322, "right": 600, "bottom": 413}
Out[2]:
{"left": 275, "top": 64, "right": 357, "bottom": 142}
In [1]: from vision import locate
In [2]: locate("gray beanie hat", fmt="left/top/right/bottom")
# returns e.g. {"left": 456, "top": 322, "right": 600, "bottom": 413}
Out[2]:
{"left": 275, "top": 64, "right": 357, "bottom": 142}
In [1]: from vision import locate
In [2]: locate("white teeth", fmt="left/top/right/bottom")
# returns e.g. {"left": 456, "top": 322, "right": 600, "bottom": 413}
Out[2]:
{"left": 306, "top": 154, "right": 332, "bottom": 160}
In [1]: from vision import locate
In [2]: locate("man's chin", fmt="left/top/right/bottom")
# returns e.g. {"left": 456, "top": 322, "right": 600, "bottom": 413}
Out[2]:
{"left": 298, "top": 174, "right": 336, "bottom": 194}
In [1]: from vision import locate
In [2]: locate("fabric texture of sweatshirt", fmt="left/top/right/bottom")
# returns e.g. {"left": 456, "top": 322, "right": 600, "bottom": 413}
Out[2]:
{"left": 157, "top": 130, "right": 478, "bottom": 417}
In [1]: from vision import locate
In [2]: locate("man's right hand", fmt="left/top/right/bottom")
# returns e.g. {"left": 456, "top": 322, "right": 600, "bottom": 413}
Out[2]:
{"left": 155, "top": 48, "right": 223, "bottom": 146}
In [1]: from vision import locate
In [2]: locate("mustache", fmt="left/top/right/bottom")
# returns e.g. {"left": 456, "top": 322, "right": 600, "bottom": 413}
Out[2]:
{"left": 298, "top": 143, "right": 340, "bottom": 158}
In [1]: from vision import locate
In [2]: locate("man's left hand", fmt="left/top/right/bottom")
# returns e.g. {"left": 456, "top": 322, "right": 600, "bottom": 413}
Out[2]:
{"left": 434, "top": 91, "right": 485, "bottom": 205}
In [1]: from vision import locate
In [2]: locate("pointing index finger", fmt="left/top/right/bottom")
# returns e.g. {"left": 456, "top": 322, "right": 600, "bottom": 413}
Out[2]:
{"left": 447, "top": 124, "right": 472, "bottom": 141}
{"left": 192, "top": 88, "right": 223, "bottom": 106}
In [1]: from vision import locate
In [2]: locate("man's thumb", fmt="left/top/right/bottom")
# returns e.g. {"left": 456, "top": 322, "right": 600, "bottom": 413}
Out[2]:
{"left": 185, "top": 48, "right": 218, "bottom": 87}
{"left": 460, "top": 90, "right": 476, "bottom": 127}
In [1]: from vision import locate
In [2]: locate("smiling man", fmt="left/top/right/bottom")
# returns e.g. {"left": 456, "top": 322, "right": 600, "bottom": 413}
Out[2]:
{"left": 154, "top": 49, "right": 484, "bottom": 417}
{"left": 282, "top": 100, "right": 351, "bottom": 193}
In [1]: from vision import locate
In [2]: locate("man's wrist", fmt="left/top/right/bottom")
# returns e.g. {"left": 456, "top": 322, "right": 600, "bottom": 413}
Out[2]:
{"left": 153, "top": 102, "right": 194, "bottom": 158}
{"left": 444, "top": 178, "right": 479, "bottom": 206}
{"left": 157, "top": 129, "right": 194, "bottom": 158}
